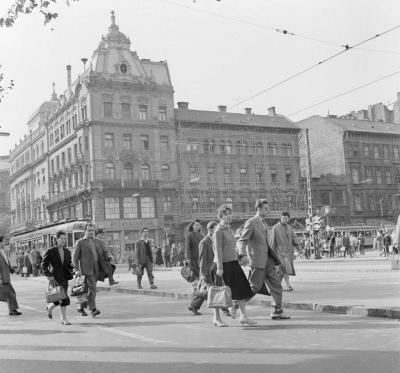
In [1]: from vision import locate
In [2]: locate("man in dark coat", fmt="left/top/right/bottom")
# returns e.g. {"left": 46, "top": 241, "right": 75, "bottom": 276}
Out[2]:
{"left": 135, "top": 227, "right": 157, "bottom": 290}
{"left": 0, "top": 237, "right": 21, "bottom": 316}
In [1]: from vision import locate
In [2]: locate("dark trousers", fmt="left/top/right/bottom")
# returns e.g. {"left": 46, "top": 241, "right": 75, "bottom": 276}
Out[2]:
{"left": 137, "top": 261, "right": 155, "bottom": 284}
{"left": 329, "top": 247, "right": 335, "bottom": 258}
{"left": 248, "top": 261, "right": 283, "bottom": 309}
{"left": 86, "top": 275, "right": 97, "bottom": 311}
{"left": 3, "top": 282, "right": 19, "bottom": 311}
{"left": 188, "top": 259, "right": 200, "bottom": 310}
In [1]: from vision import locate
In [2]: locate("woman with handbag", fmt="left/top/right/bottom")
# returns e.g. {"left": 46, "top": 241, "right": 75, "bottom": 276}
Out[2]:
{"left": 41, "top": 230, "right": 73, "bottom": 325}
{"left": 212, "top": 204, "right": 256, "bottom": 327}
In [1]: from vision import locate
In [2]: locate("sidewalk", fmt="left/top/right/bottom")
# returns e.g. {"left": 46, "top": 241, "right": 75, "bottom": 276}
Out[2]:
{"left": 99, "top": 258, "right": 400, "bottom": 319}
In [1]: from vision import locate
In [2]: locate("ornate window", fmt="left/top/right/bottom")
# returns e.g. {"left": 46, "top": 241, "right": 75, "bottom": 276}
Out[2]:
{"left": 141, "top": 164, "right": 150, "bottom": 181}
{"left": 141, "top": 197, "right": 155, "bottom": 218}
{"left": 105, "top": 163, "right": 115, "bottom": 180}
{"left": 161, "top": 164, "right": 170, "bottom": 182}
{"left": 123, "top": 163, "right": 133, "bottom": 182}
{"left": 123, "top": 197, "right": 137, "bottom": 218}
{"left": 105, "top": 197, "right": 120, "bottom": 219}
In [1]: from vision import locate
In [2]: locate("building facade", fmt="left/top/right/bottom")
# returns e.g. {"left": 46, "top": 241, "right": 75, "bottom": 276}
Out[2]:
{"left": 175, "top": 103, "right": 306, "bottom": 232}
{"left": 0, "top": 155, "right": 11, "bottom": 235}
{"left": 9, "top": 12, "right": 180, "bottom": 252}
{"left": 297, "top": 116, "right": 400, "bottom": 226}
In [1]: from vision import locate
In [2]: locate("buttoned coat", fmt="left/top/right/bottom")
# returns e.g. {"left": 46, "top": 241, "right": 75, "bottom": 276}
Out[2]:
{"left": 135, "top": 239, "right": 153, "bottom": 266}
{"left": 72, "top": 237, "right": 108, "bottom": 281}
{"left": 270, "top": 222, "right": 301, "bottom": 262}
{"left": 237, "top": 215, "right": 282, "bottom": 269}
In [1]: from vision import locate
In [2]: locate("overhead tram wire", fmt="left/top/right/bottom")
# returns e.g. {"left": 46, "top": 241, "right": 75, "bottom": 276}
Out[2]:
{"left": 287, "top": 69, "right": 400, "bottom": 117}
{"left": 157, "top": 0, "right": 400, "bottom": 54}
{"left": 227, "top": 23, "right": 400, "bottom": 110}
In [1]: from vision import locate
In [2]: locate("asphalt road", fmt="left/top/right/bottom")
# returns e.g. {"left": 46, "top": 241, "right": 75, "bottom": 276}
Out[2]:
{"left": 0, "top": 277, "right": 399, "bottom": 373}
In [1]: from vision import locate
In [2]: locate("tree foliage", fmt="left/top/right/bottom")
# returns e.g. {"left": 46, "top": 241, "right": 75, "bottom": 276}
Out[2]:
{"left": 0, "top": 0, "right": 80, "bottom": 28}
{"left": 0, "top": 1, "right": 80, "bottom": 102}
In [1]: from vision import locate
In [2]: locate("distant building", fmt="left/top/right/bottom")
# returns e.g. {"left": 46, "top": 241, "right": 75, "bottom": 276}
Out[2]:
{"left": 343, "top": 92, "right": 400, "bottom": 124}
{"left": 0, "top": 155, "right": 10, "bottom": 235}
{"left": 176, "top": 103, "right": 306, "bottom": 231}
{"left": 297, "top": 116, "right": 400, "bottom": 226}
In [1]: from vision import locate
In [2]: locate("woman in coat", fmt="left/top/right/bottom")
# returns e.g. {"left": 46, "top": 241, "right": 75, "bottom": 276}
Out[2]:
{"left": 41, "top": 230, "right": 73, "bottom": 325}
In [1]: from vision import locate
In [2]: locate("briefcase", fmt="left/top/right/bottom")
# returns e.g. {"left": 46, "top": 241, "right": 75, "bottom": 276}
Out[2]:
{"left": 131, "top": 264, "right": 143, "bottom": 276}
{"left": 206, "top": 285, "right": 233, "bottom": 308}
{"left": 70, "top": 276, "right": 88, "bottom": 297}
{"left": 45, "top": 279, "right": 67, "bottom": 303}
{"left": 180, "top": 263, "right": 196, "bottom": 283}
{"left": 0, "top": 284, "right": 10, "bottom": 302}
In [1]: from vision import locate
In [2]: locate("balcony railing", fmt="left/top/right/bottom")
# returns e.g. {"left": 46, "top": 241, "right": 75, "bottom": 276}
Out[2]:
{"left": 46, "top": 185, "right": 89, "bottom": 206}
{"left": 94, "top": 179, "right": 159, "bottom": 189}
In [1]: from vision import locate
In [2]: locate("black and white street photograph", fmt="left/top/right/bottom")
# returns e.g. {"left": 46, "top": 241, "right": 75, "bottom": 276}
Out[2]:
{"left": 0, "top": 1, "right": 399, "bottom": 372}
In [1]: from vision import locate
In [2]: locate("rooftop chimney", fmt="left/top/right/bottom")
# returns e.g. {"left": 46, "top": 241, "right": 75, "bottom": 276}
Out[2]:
{"left": 177, "top": 102, "right": 189, "bottom": 110}
{"left": 66, "top": 65, "right": 72, "bottom": 87}
{"left": 267, "top": 106, "right": 276, "bottom": 116}
{"left": 245, "top": 107, "right": 252, "bottom": 115}
{"left": 218, "top": 105, "right": 227, "bottom": 112}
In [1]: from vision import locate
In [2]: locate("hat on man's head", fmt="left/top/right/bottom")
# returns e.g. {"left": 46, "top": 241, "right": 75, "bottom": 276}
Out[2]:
{"left": 95, "top": 228, "right": 104, "bottom": 236}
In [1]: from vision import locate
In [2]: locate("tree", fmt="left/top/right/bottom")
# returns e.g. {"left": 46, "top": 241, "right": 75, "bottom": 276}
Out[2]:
{"left": 0, "top": 0, "right": 80, "bottom": 102}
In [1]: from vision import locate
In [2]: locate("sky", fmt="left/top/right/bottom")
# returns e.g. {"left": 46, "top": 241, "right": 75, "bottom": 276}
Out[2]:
{"left": 0, "top": 0, "right": 399, "bottom": 156}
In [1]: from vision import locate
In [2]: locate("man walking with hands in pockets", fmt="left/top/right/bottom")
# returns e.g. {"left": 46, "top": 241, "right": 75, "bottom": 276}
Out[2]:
{"left": 237, "top": 199, "right": 290, "bottom": 320}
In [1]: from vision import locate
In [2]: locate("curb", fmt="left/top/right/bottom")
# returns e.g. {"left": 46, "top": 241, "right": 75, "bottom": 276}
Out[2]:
{"left": 97, "top": 286, "right": 400, "bottom": 320}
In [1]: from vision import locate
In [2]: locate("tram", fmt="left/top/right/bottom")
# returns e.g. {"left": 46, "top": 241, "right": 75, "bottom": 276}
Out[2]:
{"left": 7, "top": 220, "right": 88, "bottom": 264}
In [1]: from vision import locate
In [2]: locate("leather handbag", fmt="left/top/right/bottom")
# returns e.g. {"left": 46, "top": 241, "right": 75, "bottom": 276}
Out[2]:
{"left": 180, "top": 263, "right": 196, "bottom": 283}
{"left": 0, "top": 284, "right": 10, "bottom": 302}
{"left": 70, "top": 276, "right": 88, "bottom": 297}
{"left": 206, "top": 283, "right": 233, "bottom": 308}
{"left": 131, "top": 264, "right": 143, "bottom": 276}
{"left": 45, "top": 278, "right": 67, "bottom": 303}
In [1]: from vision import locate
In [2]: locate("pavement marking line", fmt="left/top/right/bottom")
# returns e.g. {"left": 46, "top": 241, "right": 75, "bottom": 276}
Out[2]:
{"left": 96, "top": 325, "right": 178, "bottom": 345}
{"left": 19, "top": 304, "right": 45, "bottom": 313}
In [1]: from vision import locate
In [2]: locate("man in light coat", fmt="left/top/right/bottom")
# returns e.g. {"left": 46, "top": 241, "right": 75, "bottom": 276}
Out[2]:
{"left": 270, "top": 212, "right": 301, "bottom": 292}
{"left": 237, "top": 199, "right": 290, "bottom": 320}
{"left": 0, "top": 237, "right": 22, "bottom": 316}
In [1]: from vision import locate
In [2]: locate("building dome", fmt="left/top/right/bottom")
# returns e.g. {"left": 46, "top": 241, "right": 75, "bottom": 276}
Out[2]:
{"left": 103, "top": 10, "right": 131, "bottom": 50}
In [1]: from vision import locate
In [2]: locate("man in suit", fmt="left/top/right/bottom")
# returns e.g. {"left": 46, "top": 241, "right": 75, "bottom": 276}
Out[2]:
{"left": 95, "top": 229, "right": 118, "bottom": 286}
{"left": 0, "top": 237, "right": 22, "bottom": 316}
{"left": 237, "top": 199, "right": 290, "bottom": 320}
{"left": 72, "top": 223, "right": 106, "bottom": 317}
{"left": 135, "top": 227, "right": 157, "bottom": 290}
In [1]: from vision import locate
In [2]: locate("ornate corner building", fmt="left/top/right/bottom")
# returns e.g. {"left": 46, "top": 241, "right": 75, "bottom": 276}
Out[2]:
{"left": 9, "top": 12, "right": 179, "bottom": 250}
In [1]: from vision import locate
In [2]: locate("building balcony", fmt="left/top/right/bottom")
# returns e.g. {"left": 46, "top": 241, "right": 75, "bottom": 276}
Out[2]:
{"left": 92, "top": 179, "right": 160, "bottom": 191}
{"left": 45, "top": 185, "right": 89, "bottom": 206}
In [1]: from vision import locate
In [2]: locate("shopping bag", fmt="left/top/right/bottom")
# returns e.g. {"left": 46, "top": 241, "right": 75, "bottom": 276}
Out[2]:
{"left": 180, "top": 262, "right": 196, "bottom": 283}
{"left": 131, "top": 264, "right": 143, "bottom": 276}
{"left": 22, "top": 266, "right": 28, "bottom": 274}
{"left": 207, "top": 285, "right": 233, "bottom": 308}
{"left": 0, "top": 284, "right": 10, "bottom": 302}
{"left": 70, "top": 276, "right": 88, "bottom": 297}
{"left": 193, "top": 279, "right": 208, "bottom": 297}
{"left": 45, "top": 278, "right": 67, "bottom": 303}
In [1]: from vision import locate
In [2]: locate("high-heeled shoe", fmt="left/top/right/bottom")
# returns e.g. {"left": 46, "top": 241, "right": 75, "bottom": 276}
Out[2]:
{"left": 61, "top": 320, "right": 71, "bottom": 325}
{"left": 46, "top": 305, "right": 53, "bottom": 319}
{"left": 239, "top": 318, "right": 257, "bottom": 326}
{"left": 213, "top": 320, "right": 228, "bottom": 327}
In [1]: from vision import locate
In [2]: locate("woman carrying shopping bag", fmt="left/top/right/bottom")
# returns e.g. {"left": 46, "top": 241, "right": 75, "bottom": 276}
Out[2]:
{"left": 41, "top": 230, "right": 74, "bottom": 325}
{"left": 211, "top": 204, "right": 256, "bottom": 327}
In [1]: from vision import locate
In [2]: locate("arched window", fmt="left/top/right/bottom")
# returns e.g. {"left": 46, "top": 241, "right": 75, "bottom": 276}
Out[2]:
{"left": 105, "top": 162, "right": 115, "bottom": 180}
{"left": 123, "top": 163, "right": 133, "bottom": 182}
{"left": 354, "top": 194, "right": 362, "bottom": 211}
{"left": 141, "top": 164, "right": 150, "bottom": 181}
{"left": 161, "top": 164, "right": 170, "bottom": 182}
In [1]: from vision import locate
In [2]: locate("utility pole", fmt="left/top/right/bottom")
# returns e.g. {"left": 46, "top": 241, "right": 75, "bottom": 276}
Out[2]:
{"left": 304, "top": 129, "right": 319, "bottom": 259}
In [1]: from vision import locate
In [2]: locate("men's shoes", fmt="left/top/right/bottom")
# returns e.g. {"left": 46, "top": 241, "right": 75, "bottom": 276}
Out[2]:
{"left": 9, "top": 310, "right": 22, "bottom": 316}
{"left": 109, "top": 281, "right": 119, "bottom": 286}
{"left": 271, "top": 308, "right": 291, "bottom": 320}
{"left": 137, "top": 284, "right": 143, "bottom": 289}
{"left": 188, "top": 307, "right": 202, "bottom": 316}
{"left": 150, "top": 284, "right": 158, "bottom": 289}
{"left": 77, "top": 308, "right": 88, "bottom": 316}
{"left": 91, "top": 309, "right": 101, "bottom": 318}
